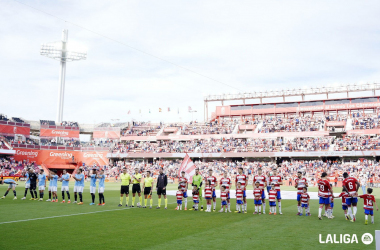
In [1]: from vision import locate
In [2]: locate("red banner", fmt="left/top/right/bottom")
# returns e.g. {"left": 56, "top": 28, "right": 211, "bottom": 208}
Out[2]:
{"left": 13, "top": 149, "right": 109, "bottom": 166}
{"left": 93, "top": 127, "right": 120, "bottom": 139}
{"left": 0, "top": 124, "right": 30, "bottom": 136}
{"left": 40, "top": 128, "right": 79, "bottom": 138}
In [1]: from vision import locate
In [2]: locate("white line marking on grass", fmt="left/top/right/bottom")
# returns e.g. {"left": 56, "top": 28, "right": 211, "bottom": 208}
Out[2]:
{"left": 0, "top": 202, "right": 177, "bottom": 225}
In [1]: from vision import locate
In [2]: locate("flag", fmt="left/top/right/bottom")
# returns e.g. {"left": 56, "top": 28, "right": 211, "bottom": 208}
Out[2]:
{"left": 149, "top": 109, "right": 151, "bottom": 113}
{"left": 139, "top": 109, "right": 141, "bottom": 114}
{"left": 178, "top": 108, "right": 179, "bottom": 114}
{"left": 178, "top": 153, "right": 196, "bottom": 183}
{"left": 168, "top": 107, "right": 170, "bottom": 112}
{"left": 159, "top": 108, "right": 162, "bottom": 112}
{"left": 128, "top": 110, "right": 131, "bottom": 114}
{"left": 188, "top": 106, "right": 192, "bottom": 111}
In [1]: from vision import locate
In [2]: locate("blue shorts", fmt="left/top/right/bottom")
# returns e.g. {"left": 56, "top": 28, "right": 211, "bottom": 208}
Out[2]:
{"left": 236, "top": 200, "right": 243, "bottom": 204}
{"left": 301, "top": 204, "right": 308, "bottom": 208}
{"left": 254, "top": 199, "right": 262, "bottom": 205}
{"left": 221, "top": 201, "right": 227, "bottom": 206}
{"left": 182, "top": 191, "right": 188, "bottom": 198}
{"left": 345, "top": 197, "right": 358, "bottom": 206}
{"left": 205, "top": 197, "right": 212, "bottom": 200}
{"left": 330, "top": 202, "right": 334, "bottom": 208}
{"left": 243, "top": 190, "right": 246, "bottom": 198}
{"left": 193, "top": 200, "right": 199, "bottom": 204}
{"left": 212, "top": 191, "right": 216, "bottom": 198}
{"left": 276, "top": 191, "right": 281, "bottom": 200}
{"left": 342, "top": 205, "right": 348, "bottom": 210}
{"left": 365, "top": 209, "right": 374, "bottom": 216}
{"left": 177, "top": 200, "right": 182, "bottom": 205}
{"left": 319, "top": 197, "right": 330, "bottom": 205}
{"left": 261, "top": 189, "right": 266, "bottom": 199}
{"left": 269, "top": 201, "right": 276, "bottom": 206}
{"left": 297, "top": 194, "right": 301, "bottom": 202}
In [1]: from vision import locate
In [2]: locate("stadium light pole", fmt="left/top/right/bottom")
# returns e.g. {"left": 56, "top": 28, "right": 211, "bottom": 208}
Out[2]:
{"left": 40, "top": 29, "right": 87, "bottom": 125}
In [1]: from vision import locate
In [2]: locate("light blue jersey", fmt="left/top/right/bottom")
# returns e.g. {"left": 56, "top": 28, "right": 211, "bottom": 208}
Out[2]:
{"left": 50, "top": 175, "right": 58, "bottom": 187}
{"left": 61, "top": 173, "right": 70, "bottom": 187}
{"left": 98, "top": 174, "right": 105, "bottom": 188}
{"left": 38, "top": 174, "right": 46, "bottom": 186}
{"left": 90, "top": 174, "right": 97, "bottom": 188}
{"left": 26, "top": 173, "right": 30, "bottom": 184}
{"left": 4, "top": 179, "right": 16, "bottom": 184}
{"left": 74, "top": 174, "right": 84, "bottom": 187}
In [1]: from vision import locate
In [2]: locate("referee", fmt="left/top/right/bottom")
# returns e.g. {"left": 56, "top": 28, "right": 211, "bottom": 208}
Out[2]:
{"left": 119, "top": 168, "right": 131, "bottom": 207}
{"left": 142, "top": 170, "right": 154, "bottom": 209}
{"left": 131, "top": 168, "right": 142, "bottom": 208}
{"left": 156, "top": 168, "right": 168, "bottom": 209}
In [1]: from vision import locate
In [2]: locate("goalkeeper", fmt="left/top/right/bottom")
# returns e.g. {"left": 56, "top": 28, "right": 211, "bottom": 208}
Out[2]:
{"left": 190, "top": 168, "right": 203, "bottom": 211}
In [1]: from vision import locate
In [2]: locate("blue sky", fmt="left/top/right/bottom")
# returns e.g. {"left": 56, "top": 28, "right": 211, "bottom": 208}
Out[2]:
{"left": 1, "top": 0, "right": 380, "bottom": 124}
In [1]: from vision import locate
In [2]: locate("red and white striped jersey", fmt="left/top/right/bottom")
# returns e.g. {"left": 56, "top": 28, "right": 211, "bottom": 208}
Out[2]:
{"left": 192, "top": 191, "right": 199, "bottom": 201}
{"left": 220, "top": 191, "right": 228, "bottom": 201}
{"left": 178, "top": 177, "right": 188, "bottom": 191}
{"left": 205, "top": 176, "right": 217, "bottom": 191}
{"left": 269, "top": 175, "right": 282, "bottom": 191}
{"left": 235, "top": 174, "right": 247, "bottom": 190}
{"left": 236, "top": 188, "right": 244, "bottom": 201}
{"left": 295, "top": 178, "right": 308, "bottom": 194}
{"left": 204, "top": 186, "right": 213, "bottom": 199}
{"left": 342, "top": 177, "right": 358, "bottom": 195}
{"left": 176, "top": 190, "right": 183, "bottom": 201}
{"left": 253, "top": 175, "right": 266, "bottom": 189}
{"left": 300, "top": 193, "right": 310, "bottom": 204}
{"left": 359, "top": 194, "right": 376, "bottom": 210}
{"left": 317, "top": 179, "right": 331, "bottom": 198}
{"left": 253, "top": 188, "right": 262, "bottom": 200}
{"left": 268, "top": 190, "right": 277, "bottom": 202}
{"left": 338, "top": 192, "right": 349, "bottom": 205}
{"left": 220, "top": 177, "right": 231, "bottom": 191}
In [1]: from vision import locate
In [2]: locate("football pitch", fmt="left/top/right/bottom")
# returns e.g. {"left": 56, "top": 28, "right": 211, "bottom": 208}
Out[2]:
{"left": 0, "top": 182, "right": 378, "bottom": 250}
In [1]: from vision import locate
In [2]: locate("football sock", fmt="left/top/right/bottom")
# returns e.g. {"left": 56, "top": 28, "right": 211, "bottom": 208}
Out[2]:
{"left": 263, "top": 202, "right": 266, "bottom": 212}
{"left": 331, "top": 208, "right": 334, "bottom": 216}
{"left": 180, "top": 204, "right": 182, "bottom": 210}
{"left": 213, "top": 201, "right": 216, "bottom": 210}
{"left": 278, "top": 201, "right": 282, "bottom": 213}
{"left": 255, "top": 206, "right": 257, "bottom": 213}
{"left": 150, "top": 198, "right": 153, "bottom": 207}
{"left": 30, "top": 190, "right": 34, "bottom": 198}
{"left": 184, "top": 198, "right": 187, "bottom": 209}
{"left": 165, "top": 198, "right": 168, "bottom": 207}
{"left": 99, "top": 194, "right": 102, "bottom": 204}
{"left": 244, "top": 202, "right": 247, "bottom": 211}
{"left": 79, "top": 193, "right": 83, "bottom": 202}
{"left": 24, "top": 188, "right": 28, "bottom": 197}
{"left": 353, "top": 206, "right": 357, "bottom": 216}
{"left": 347, "top": 207, "right": 352, "bottom": 218}
{"left": 91, "top": 193, "right": 95, "bottom": 203}
{"left": 34, "top": 191, "right": 37, "bottom": 198}
{"left": 274, "top": 206, "right": 277, "bottom": 213}
{"left": 74, "top": 193, "right": 77, "bottom": 202}
{"left": 132, "top": 197, "right": 135, "bottom": 206}
{"left": 40, "top": 192, "right": 43, "bottom": 199}
{"left": 102, "top": 193, "right": 105, "bottom": 203}
{"left": 365, "top": 215, "right": 368, "bottom": 221}
{"left": 13, "top": 190, "right": 16, "bottom": 197}
{"left": 259, "top": 206, "right": 261, "bottom": 213}
{"left": 49, "top": 192, "right": 51, "bottom": 199}
{"left": 126, "top": 196, "right": 129, "bottom": 206}
{"left": 318, "top": 207, "right": 322, "bottom": 217}
{"left": 298, "top": 206, "right": 300, "bottom": 213}
{"left": 158, "top": 198, "right": 161, "bottom": 207}
{"left": 4, "top": 190, "right": 9, "bottom": 197}
{"left": 66, "top": 192, "right": 70, "bottom": 200}
{"left": 120, "top": 197, "right": 123, "bottom": 205}
{"left": 139, "top": 196, "right": 142, "bottom": 205}
{"left": 144, "top": 198, "right": 147, "bottom": 207}
{"left": 228, "top": 202, "right": 231, "bottom": 210}
{"left": 371, "top": 215, "right": 374, "bottom": 223}
{"left": 62, "top": 191, "right": 65, "bottom": 200}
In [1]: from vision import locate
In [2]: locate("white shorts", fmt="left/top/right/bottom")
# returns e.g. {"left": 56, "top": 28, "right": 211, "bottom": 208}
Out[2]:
{"left": 98, "top": 187, "right": 104, "bottom": 193}
{"left": 25, "top": 183, "right": 30, "bottom": 189}
{"left": 61, "top": 186, "right": 69, "bottom": 192}
{"left": 74, "top": 186, "right": 84, "bottom": 193}
{"left": 90, "top": 186, "right": 96, "bottom": 193}
{"left": 48, "top": 186, "right": 57, "bottom": 192}
{"left": 38, "top": 186, "right": 45, "bottom": 191}
{"left": 8, "top": 184, "right": 15, "bottom": 189}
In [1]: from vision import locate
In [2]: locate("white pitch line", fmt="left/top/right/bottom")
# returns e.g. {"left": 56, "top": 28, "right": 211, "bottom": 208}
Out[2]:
{"left": 0, "top": 202, "right": 177, "bottom": 225}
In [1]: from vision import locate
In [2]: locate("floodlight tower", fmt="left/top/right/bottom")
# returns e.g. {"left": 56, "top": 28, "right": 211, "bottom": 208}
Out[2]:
{"left": 40, "top": 30, "right": 87, "bottom": 125}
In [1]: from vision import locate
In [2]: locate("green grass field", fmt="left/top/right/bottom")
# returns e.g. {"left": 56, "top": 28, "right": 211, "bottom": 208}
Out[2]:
{"left": 0, "top": 182, "right": 379, "bottom": 250}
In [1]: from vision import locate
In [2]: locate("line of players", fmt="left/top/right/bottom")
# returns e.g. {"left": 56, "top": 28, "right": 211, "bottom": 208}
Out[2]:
{"left": 176, "top": 167, "right": 285, "bottom": 214}
{"left": 317, "top": 171, "right": 378, "bottom": 224}
{"left": 1, "top": 168, "right": 106, "bottom": 206}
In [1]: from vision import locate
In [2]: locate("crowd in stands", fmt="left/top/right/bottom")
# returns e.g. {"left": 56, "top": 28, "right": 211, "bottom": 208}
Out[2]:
{"left": 259, "top": 115, "right": 324, "bottom": 133}
{"left": 60, "top": 121, "right": 79, "bottom": 127}
{"left": 40, "top": 120, "right": 55, "bottom": 126}
{"left": 180, "top": 120, "right": 237, "bottom": 135}
{"left": 351, "top": 113, "right": 380, "bottom": 130}
{"left": 0, "top": 157, "right": 39, "bottom": 177}
{"left": 11, "top": 117, "right": 25, "bottom": 123}
{"left": 333, "top": 135, "right": 380, "bottom": 151}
